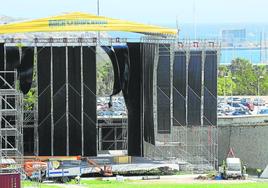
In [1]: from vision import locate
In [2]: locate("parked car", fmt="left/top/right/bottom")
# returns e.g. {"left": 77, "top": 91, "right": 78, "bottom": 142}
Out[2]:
{"left": 258, "top": 108, "right": 268, "bottom": 115}
{"left": 240, "top": 98, "right": 254, "bottom": 111}
{"left": 227, "top": 97, "right": 241, "bottom": 104}
{"left": 228, "top": 103, "right": 247, "bottom": 111}
{"left": 232, "top": 110, "right": 249, "bottom": 116}
{"left": 218, "top": 103, "right": 235, "bottom": 112}
{"left": 253, "top": 98, "right": 266, "bottom": 106}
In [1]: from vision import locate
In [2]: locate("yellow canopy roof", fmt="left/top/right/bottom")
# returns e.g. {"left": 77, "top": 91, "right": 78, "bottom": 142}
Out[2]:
{"left": 0, "top": 12, "right": 177, "bottom": 36}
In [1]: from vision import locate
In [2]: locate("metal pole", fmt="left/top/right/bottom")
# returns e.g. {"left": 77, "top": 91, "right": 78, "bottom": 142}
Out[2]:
{"left": 97, "top": 0, "right": 100, "bottom": 16}
{"left": 185, "top": 45, "right": 190, "bottom": 161}
{"left": 50, "top": 45, "right": 54, "bottom": 156}
{"left": 34, "top": 45, "right": 39, "bottom": 156}
{"left": 81, "top": 45, "right": 84, "bottom": 156}
{"left": 97, "top": 0, "right": 100, "bottom": 42}
{"left": 66, "top": 45, "right": 69, "bottom": 156}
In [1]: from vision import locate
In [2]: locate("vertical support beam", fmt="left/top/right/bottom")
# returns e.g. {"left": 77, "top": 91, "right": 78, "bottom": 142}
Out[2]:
{"left": 80, "top": 45, "right": 84, "bottom": 156}
{"left": 169, "top": 42, "right": 174, "bottom": 157}
{"left": 153, "top": 43, "right": 159, "bottom": 143}
{"left": 216, "top": 46, "right": 220, "bottom": 169}
{"left": 185, "top": 46, "right": 190, "bottom": 157}
{"left": 50, "top": 45, "right": 54, "bottom": 156}
{"left": 170, "top": 43, "right": 174, "bottom": 129}
{"left": 3, "top": 45, "right": 7, "bottom": 150}
{"left": 200, "top": 44, "right": 206, "bottom": 169}
{"left": 140, "top": 43, "right": 145, "bottom": 156}
{"left": 65, "top": 44, "right": 69, "bottom": 156}
{"left": 34, "top": 45, "right": 39, "bottom": 156}
{"left": 201, "top": 48, "right": 205, "bottom": 128}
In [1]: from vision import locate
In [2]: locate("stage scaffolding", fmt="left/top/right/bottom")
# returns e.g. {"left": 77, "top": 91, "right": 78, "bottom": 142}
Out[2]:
{"left": 142, "top": 39, "right": 219, "bottom": 171}
{"left": 0, "top": 71, "right": 24, "bottom": 173}
{"left": 3, "top": 37, "right": 219, "bottom": 171}
{"left": 97, "top": 117, "right": 128, "bottom": 151}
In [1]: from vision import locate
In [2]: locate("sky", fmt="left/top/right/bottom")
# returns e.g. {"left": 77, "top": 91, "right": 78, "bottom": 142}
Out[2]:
{"left": 1, "top": 0, "right": 268, "bottom": 26}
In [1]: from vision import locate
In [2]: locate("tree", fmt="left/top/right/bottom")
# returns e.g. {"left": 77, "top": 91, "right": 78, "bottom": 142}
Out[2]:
{"left": 218, "top": 75, "right": 236, "bottom": 96}
{"left": 230, "top": 58, "right": 256, "bottom": 95}
{"left": 218, "top": 58, "right": 268, "bottom": 96}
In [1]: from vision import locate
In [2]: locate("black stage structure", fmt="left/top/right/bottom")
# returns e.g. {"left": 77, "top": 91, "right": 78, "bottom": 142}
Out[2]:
{"left": 0, "top": 38, "right": 219, "bottom": 169}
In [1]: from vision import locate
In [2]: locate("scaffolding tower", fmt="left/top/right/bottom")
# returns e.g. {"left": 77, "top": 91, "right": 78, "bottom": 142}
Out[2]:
{"left": 143, "top": 39, "right": 219, "bottom": 172}
{"left": 0, "top": 71, "right": 24, "bottom": 173}
{"left": 97, "top": 116, "right": 128, "bottom": 151}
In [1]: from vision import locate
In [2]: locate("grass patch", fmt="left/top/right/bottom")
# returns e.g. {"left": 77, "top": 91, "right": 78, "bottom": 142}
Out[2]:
{"left": 23, "top": 179, "right": 268, "bottom": 188}
{"left": 22, "top": 180, "right": 60, "bottom": 188}
{"left": 77, "top": 180, "right": 268, "bottom": 188}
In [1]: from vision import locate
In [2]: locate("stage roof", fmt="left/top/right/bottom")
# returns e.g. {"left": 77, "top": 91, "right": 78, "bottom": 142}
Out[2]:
{"left": 0, "top": 12, "right": 177, "bottom": 36}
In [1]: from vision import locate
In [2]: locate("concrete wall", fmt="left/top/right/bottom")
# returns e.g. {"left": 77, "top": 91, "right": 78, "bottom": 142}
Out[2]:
{"left": 218, "top": 115, "right": 268, "bottom": 169}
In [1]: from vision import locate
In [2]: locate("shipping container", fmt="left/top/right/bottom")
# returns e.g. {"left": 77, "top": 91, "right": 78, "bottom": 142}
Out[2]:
{"left": 0, "top": 173, "right": 20, "bottom": 188}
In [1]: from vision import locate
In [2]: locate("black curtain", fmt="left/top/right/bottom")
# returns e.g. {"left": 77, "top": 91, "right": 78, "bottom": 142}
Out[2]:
{"left": 37, "top": 47, "right": 51, "bottom": 156}
{"left": 157, "top": 44, "right": 171, "bottom": 134}
{"left": 83, "top": 46, "right": 97, "bottom": 156}
{"left": 5, "top": 47, "right": 20, "bottom": 87}
{"left": 52, "top": 47, "right": 67, "bottom": 156}
{"left": 126, "top": 43, "right": 143, "bottom": 156}
{"left": 101, "top": 46, "right": 121, "bottom": 96}
{"left": 173, "top": 51, "right": 187, "bottom": 126}
{"left": 0, "top": 43, "right": 4, "bottom": 87}
{"left": 188, "top": 51, "right": 202, "bottom": 126}
{"left": 142, "top": 43, "right": 156, "bottom": 143}
{"left": 204, "top": 51, "right": 217, "bottom": 126}
{"left": 68, "top": 46, "right": 82, "bottom": 155}
{"left": 18, "top": 47, "right": 34, "bottom": 94}
{"left": 113, "top": 45, "right": 130, "bottom": 105}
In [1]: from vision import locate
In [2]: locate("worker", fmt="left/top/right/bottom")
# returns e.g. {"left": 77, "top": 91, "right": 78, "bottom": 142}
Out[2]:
{"left": 257, "top": 169, "right": 262, "bottom": 178}
{"left": 242, "top": 165, "right": 247, "bottom": 176}
{"left": 75, "top": 175, "right": 81, "bottom": 184}
{"left": 222, "top": 160, "right": 227, "bottom": 179}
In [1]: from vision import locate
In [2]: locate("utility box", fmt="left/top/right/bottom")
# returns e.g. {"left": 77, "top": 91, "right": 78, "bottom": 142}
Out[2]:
{"left": 113, "top": 156, "right": 132, "bottom": 164}
{"left": 0, "top": 173, "right": 21, "bottom": 188}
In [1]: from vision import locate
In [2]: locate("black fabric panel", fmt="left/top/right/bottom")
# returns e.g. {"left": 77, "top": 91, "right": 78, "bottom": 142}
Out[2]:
{"left": 126, "top": 43, "right": 142, "bottom": 156}
{"left": 5, "top": 47, "right": 20, "bottom": 86}
{"left": 6, "top": 46, "right": 20, "bottom": 70}
{"left": 23, "top": 127, "right": 34, "bottom": 155}
{"left": 157, "top": 44, "right": 171, "bottom": 134}
{"left": 68, "top": 47, "right": 82, "bottom": 155}
{"left": 53, "top": 47, "right": 67, "bottom": 156}
{"left": 19, "top": 47, "right": 34, "bottom": 94}
{"left": 101, "top": 46, "right": 121, "bottom": 96}
{"left": 188, "top": 51, "right": 202, "bottom": 126}
{"left": 173, "top": 51, "right": 187, "bottom": 126}
{"left": 0, "top": 44, "right": 4, "bottom": 71}
{"left": 114, "top": 46, "right": 130, "bottom": 105}
{"left": 37, "top": 47, "right": 51, "bottom": 156}
{"left": 83, "top": 46, "right": 97, "bottom": 156}
{"left": 0, "top": 44, "right": 4, "bottom": 88}
{"left": 204, "top": 51, "right": 217, "bottom": 126}
{"left": 143, "top": 43, "right": 156, "bottom": 143}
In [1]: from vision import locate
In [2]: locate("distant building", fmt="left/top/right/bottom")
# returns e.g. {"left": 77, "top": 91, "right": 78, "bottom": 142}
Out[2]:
{"left": 222, "top": 29, "right": 246, "bottom": 46}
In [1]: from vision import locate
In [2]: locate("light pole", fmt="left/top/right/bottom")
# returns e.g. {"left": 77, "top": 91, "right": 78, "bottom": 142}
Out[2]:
{"left": 257, "top": 76, "right": 264, "bottom": 97}
{"left": 231, "top": 77, "right": 236, "bottom": 107}
{"left": 97, "top": 0, "right": 100, "bottom": 16}
{"left": 224, "top": 74, "right": 228, "bottom": 101}
{"left": 257, "top": 76, "right": 264, "bottom": 108}
{"left": 97, "top": 0, "right": 100, "bottom": 41}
